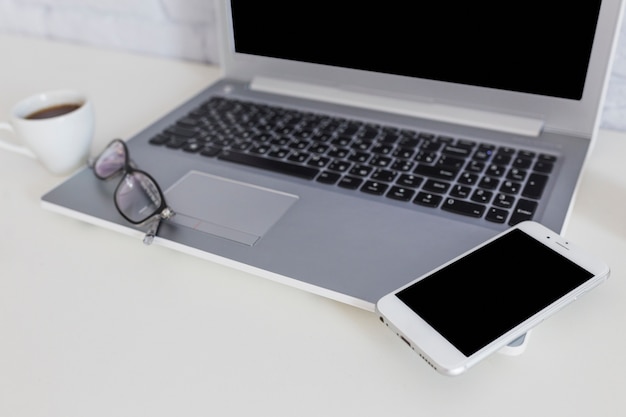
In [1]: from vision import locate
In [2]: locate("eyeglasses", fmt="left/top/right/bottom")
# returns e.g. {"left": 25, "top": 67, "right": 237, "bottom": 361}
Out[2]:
{"left": 90, "top": 139, "right": 174, "bottom": 245}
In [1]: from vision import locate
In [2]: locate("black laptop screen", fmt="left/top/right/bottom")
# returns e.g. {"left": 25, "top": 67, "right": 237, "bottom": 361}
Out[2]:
{"left": 230, "top": 1, "right": 602, "bottom": 101}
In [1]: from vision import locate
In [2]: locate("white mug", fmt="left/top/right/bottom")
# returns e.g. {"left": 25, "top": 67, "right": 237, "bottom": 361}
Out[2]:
{"left": 0, "top": 90, "right": 94, "bottom": 175}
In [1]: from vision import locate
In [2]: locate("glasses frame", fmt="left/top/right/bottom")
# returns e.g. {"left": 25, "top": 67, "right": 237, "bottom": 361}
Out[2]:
{"left": 91, "top": 139, "right": 174, "bottom": 245}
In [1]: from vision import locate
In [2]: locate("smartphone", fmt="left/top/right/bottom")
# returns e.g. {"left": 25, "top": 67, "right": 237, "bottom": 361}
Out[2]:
{"left": 375, "top": 221, "right": 610, "bottom": 376}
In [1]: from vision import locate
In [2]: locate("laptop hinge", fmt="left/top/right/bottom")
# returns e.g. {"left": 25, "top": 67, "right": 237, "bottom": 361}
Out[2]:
{"left": 250, "top": 76, "right": 544, "bottom": 137}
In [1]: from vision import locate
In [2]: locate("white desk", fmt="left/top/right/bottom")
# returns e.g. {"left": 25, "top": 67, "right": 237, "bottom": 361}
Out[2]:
{"left": 2, "top": 34, "right": 626, "bottom": 417}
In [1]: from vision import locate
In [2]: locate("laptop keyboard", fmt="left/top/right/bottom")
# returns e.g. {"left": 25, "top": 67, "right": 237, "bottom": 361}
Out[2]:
{"left": 148, "top": 96, "right": 557, "bottom": 226}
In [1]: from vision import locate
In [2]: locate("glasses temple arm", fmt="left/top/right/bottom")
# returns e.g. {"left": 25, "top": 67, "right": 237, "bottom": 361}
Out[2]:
{"left": 143, "top": 218, "right": 161, "bottom": 245}
{"left": 142, "top": 207, "right": 174, "bottom": 245}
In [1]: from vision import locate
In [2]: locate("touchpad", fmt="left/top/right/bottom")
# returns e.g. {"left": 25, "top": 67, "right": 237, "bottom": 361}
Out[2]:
{"left": 164, "top": 171, "right": 298, "bottom": 246}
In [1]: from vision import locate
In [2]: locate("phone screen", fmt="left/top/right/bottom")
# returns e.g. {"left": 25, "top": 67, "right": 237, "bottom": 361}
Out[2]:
{"left": 396, "top": 229, "right": 594, "bottom": 357}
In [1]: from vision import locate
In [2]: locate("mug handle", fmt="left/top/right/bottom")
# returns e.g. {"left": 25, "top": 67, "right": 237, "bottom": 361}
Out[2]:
{"left": 0, "top": 122, "right": 37, "bottom": 158}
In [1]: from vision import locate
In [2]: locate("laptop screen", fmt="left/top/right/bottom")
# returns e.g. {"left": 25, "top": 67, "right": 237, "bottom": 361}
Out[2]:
{"left": 230, "top": 1, "right": 602, "bottom": 101}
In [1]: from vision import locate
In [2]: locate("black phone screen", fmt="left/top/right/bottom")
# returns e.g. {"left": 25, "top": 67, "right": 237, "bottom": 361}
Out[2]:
{"left": 396, "top": 229, "right": 594, "bottom": 357}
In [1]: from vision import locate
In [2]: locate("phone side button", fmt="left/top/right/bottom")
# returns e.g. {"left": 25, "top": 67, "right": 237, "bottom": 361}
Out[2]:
{"left": 399, "top": 335, "right": 412, "bottom": 348}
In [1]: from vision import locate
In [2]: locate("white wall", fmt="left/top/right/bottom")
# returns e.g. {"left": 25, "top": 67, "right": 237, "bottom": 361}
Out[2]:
{"left": 2, "top": 0, "right": 626, "bottom": 131}
{"left": 0, "top": 0, "right": 219, "bottom": 63}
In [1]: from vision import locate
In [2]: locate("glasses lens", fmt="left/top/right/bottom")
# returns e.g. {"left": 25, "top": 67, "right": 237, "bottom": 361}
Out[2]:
{"left": 114, "top": 171, "right": 163, "bottom": 223}
{"left": 94, "top": 140, "right": 127, "bottom": 179}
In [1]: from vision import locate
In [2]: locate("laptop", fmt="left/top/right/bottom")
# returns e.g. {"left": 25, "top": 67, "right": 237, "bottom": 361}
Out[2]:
{"left": 42, "top": 0, "right": 624, "bottom": 311}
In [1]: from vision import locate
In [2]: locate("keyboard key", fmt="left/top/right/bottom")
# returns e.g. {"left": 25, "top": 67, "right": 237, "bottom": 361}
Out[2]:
{"left": 372, "top": 143, "right": 393, "bottom": 155}
{"left": 393, "top": 147, "right": 415, "bottom": 160}
{"left": 450, "top": 185, "right": 471, "bottom": 198}
{"left": 442, "top": 198, "right": 485, "bottom": 218}
{"left": 458, "top": 171, "right": 479, "bottom": 185}
{"left": 397, "top": 174, "right": 423, "bottom": 188}
{"left": 338, "top": 176, "right": 363, "bottom": 189}
{"left": 370, "top": 155, "right": 393, "bottom": 167}
{"left": 287, "top": 151, "right": 309, "bottom": 163}
{"left": 250, "top": 144, "right": 270, "bottom": 154}
{"left": 317, "top": 171, "right": 341, "bottom": 184}
{"left": 268, "top": 148, "right": 289, "bottom": 159}
{"left": 398, "top": 137, "right": 420, "bottom": 148}
{"left": 457, "top": 139, "right": 476, "bottom": 148}
{"left": 493, "top": 153, "right": 512, "bottom": 165}
{"left": 183, "top": 142, "right": 202, "bottom": 153}
{"left": 414, "top": 192, "right": 443, "bottom": 208}
{"left": 500, "top": 180, "right": 521, "bottom": 194}
{"left": 348, "top": 151, "right": 370, "bottom": 163}
{"left": 149, "top": 134, "right": 168, "bottom": 145}
{"left": 420, "top": 140, "right": 441, "bottom": 151}
{"left": 328, "top": 160, "right": 352, "bottom": 172}
{"left": 442, "top": 145, "right": 472, "bottom": 157}
{"left": 533, "top": 160, "right": 554, "bottom": 173}
{"left": 308, "top": 155, "right": 330, "bottom": 168}
{"left": 218, "top": 150, "right": 319, "bottom": 179}
{"left": 200, "top": 146, "right": 221, "bottom": 157}
{"left": 309, "top": 143, "right": 330, "bottom": 154}
{"left": 390, "top": 159, "right": 415, "bottom": 172}
{"left": 539, "top": 153, "right": 557, "bottom": 163}
{"left": 507, "top": 168, "right": 526, "bottom": 182}
{"left": 473, "top": 144, "right": 495, "bottom": 161}
{"left": 387, "top": 186, "right": 416, "bottom": 201}
{"left": 423, "top": 179, "right": 451, "bottom": 193}
{"left": 414, "top": 164, "right": 459, "bottom": 180}
{"left": 498, "top": 146, "right": 516, "bottom": 155}
{"left": 361, "top": 181, "right": 389, "bottom": 195}
{"left": 349, "top": 164, "right": 373, "bottom": 177}
{"left": 465, "top": 160, "right": 485, "bottom": 173}
{"left": 414, "top": 151, "right": 437, "bottom": 163}
{"left": 165, "top": 137, "right": 187, "bottom": 149}
{"left": 512, "top": 157, "right": 532, "bottom": 169}
{"left": 436, "top": 155, "right": 465, "bottom": 169}
{"left": 522, "top": 173, "right": 548, "bottom": 199}
{"left": 478, "top": 176, "right": 499, "bottom": 189}
{"left": 485, "top": 164, "right": 506, "bottom": 177}
{"left": 509, "top": 199, "right": 538, "bottom": 225}
{"left": 471, "top": 189, "right": 493, "bottom": 204}
{"left": 165, "top": 125, "right": 196, "bottom": 138}
{"left": 493, "top": 193, "right": 515, "bottom": 209}
{"left": 371, "top": 169, "right": 396, "bottom": 182}
{"left": 486, "top": 207, "right": 509, "bottom": 223}
{"left": 328, "top": 147, "right": 350, "bottom": 158}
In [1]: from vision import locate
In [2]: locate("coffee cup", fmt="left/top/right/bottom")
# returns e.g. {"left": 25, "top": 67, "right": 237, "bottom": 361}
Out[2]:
{"left": 0, "top": 90, "right": 94, "bottom": 175}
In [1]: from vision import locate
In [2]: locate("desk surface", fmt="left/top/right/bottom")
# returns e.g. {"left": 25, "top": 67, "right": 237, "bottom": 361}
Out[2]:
{"left": 2, "top": 34, "right": 626, "bottom": 417}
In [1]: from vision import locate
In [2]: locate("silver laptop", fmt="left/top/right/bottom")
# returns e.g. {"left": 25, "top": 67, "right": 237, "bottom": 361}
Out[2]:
{"left": 42, "top": 0, "right": 624, "bottom": 310}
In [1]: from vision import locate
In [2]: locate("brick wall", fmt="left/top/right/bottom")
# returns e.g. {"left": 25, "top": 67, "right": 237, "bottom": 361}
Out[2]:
{"left": 0, "top": 0, "right": 219, "bottom": 63}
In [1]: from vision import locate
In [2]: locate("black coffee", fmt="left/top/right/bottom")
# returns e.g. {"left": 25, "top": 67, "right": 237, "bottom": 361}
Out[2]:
{"left": 26, "top": 103, "right": 81, "bottom": 120}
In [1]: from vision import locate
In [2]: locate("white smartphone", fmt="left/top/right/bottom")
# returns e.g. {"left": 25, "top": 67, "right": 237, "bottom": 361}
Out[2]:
{"left": 376, "top": 221, "right": 610, "bottom": 376}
